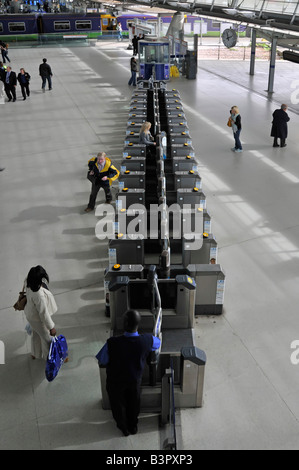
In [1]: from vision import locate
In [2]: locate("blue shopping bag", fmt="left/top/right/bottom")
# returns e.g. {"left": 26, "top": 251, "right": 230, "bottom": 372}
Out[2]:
{"left": 45, "top": 335, "right": 68, "bottom": 382}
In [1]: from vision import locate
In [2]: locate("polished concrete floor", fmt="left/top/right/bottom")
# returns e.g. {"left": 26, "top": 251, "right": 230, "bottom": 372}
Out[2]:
{"left": 1, "top": 41, "right": 299, "bottom": 450}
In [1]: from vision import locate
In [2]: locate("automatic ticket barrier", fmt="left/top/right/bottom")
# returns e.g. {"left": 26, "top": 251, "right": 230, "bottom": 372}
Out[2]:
{"left": 129, "top": 111, "right": 147, "bottom": 118}
{"left": 182, "top": 233, "right": 218, "bottom": 266}
{"left": 174, "top": 171, "right": 202, "bottom": 190}
{"left": 123, "top": 144, "right": 146, "bottom": 157}
{"left": 165, "top": 113, "right": 187, "bottom": 123}
{"left": 108, "top": 237, "right": 144, "bottom": 266}
{"left": 108, "top": 274, "right": 196, "bottom": 332}
{"left": 176, "top": 188, "right": 206, "bottom": 208}
{"left": 169, "top": 134, "right": 192, "bottom": 145}
{"left": 118, "top": 171, "right": 145, "bottom": 189}
{"left": 120, "top": 156, "right": 146, "bottom": 172}
{"left": 124, "top": 134, "right": 142, "bottom": 145}
{"left": 170, "top": 144, "right": 195, "bottom": 157}
{"left": 100, "top": 271, "right": 207, "bottom": 411}
{"left": 187, "top": 264, "right": 225, "bottom": 316}
{"left": 127, "top": 117, "right": 146, "bottom": 125}
{"left": 170, "top": 156, "right": 198, "bottom": 172}
{"left": 168, "top": 123, "right": 190, "bottom": 134}
{"left": 116, "top": 189, "right": 145, "bottom": 209}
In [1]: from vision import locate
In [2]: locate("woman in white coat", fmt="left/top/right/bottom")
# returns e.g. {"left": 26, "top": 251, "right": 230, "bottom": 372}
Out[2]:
{"left": 24, "top": 266, "right": 57, "bottom": 360}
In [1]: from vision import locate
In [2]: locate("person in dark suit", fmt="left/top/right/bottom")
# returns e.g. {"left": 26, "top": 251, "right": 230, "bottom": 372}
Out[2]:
{"left": 96, "top": 309, "right": 161, "bottom": 436}
{"left": 4, "top": 66, "right": 17, "bottom": 102}
{"left": 17, "top": 68, "right": 31, "bottom": 100}
{"left": 271, "top": 104, "right": 290, "bottom": 148}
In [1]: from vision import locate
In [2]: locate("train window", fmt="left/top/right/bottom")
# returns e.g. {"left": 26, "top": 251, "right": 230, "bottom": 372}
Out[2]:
{"left": 75, "top": 20, "right": 92, "bottom": 30}
{"left": 8, "top": 22, "right": 26, "bottom": 32}
{"left": 102, "top": 19, "right": 108, "bottom": 26}
{"left": 54, "top": 21, "right": 70, "bottom": 31}
{"left": 0, "top": 23, "right": 3, "bottom": 33}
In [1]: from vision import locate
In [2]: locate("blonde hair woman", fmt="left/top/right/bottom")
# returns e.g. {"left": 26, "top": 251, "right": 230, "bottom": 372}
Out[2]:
{"left": 230, "top": 106, "right": 243, "bottom": 153}
{"left": 139, "top": 121, "right": 156, "bottom": 146}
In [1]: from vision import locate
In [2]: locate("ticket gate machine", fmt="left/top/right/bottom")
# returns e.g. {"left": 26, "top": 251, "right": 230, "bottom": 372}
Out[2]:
{"left": 120, "top": 156, "right": 146, "bottom": 172}
{"left": 118, "top": 171, "right": 145, "bottom": 189}
{"left": 187, "top": 264, "right": 225, "bottom": 315}
{"left": 100, "top": 269, "right": 207, "bottom": 412}
{"left": 116, "top": 189, "right": 146, "bottom": 209}
{"left": 170, "top": 145, "right": 195, "bottom": 157}
{"left": 170, "top": 156, "right": 198, "bottom": 172}
{"left": 123, "top": 144, "right": 146, "bottom": 157}
{"left": 174, "top": 171, "right": 202, "bottom": 190}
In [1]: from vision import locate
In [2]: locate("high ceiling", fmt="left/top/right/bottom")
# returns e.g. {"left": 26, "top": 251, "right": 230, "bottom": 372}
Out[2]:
{"left": 99, "top": 0, "right": 299, "bottom": 49}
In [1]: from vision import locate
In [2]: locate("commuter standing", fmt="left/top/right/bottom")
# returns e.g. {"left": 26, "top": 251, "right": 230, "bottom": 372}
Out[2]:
{"left": 85, "top": 152, "right": 119, "bottom": 212}
{"left": 229, "top": 106, "right": 243, "bottom": 153}
{"left": 271, "top": 104, "right": 290, "bottom": 148}
{"left": 24, "top": 266, "right": 57, "bottom": 360}
{"left": 117, "top": 22, "right": 123, "bottom": 41}
{"left": 128, "top": 56, "right": 137, "bottom": 87}
{"left": 132, "top": 35, "right": 138, "bottom": 55}
{"left": 96, "top": 309, "right": 161, "bottom": 436}
{"left": 17, "top": 68, "right": 31, "bottom": 100}
{"left": 39, "top": 58, "right": 53, "bottom": 91}
{"left": 4, "top": 66, "right": 17, "bottom": 102}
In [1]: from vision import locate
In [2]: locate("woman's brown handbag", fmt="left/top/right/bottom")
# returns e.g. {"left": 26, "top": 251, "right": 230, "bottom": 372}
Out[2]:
{"left": 227, "top": 118, "right": 232, "bottom": 128}
{"left": 13, "top": 284, "right": 27, "bottom": 311}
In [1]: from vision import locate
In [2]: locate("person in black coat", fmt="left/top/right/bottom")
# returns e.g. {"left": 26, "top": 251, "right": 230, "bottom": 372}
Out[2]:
{"left": 132, "top": 35, "right": 138, "bottom": 55}
{"left": 17, "top": 68, "right": 31, "bottom": 100}
{"left": 4, "top": 66, "right": 17, "bottom": 102}
{"left": 271, "top": 104, "right": 290, "bottom": 148}
{"left": 39, "top": 58, "right": 53, "bottom": 91}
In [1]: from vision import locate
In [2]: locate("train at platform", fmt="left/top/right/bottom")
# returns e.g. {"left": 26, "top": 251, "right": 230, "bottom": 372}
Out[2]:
{"left": 0, "top": 12, "right": 241, "bottom": 38}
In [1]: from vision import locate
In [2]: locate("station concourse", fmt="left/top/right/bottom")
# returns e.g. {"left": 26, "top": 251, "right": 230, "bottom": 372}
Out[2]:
{"left": 1, "top": 40, "right": 299, "bottom": 450}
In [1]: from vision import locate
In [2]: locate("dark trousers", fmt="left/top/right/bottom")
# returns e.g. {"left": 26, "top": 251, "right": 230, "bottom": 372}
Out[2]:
{"left": 274, "top": 137, "right": 286, "bottom": 147}
{"left": 233, "top": 129, "right": 242, "bottom": 150}
{"left": 41, "top": 75, "right": 52, "bottom": 90}
{"left": 128, "top": 71, "right": 136, "bottom": 86}
{"left": 1, "top": 50, "right": 10, "bottom": 63}
{"left": 5, "top": 84, "right": 16, "bottom": 101}
{"left": 88, "top": 181, "right": 112, "bottom": 209}
{"left": 107, "top": 381, "right": 141, "bottom": 431}
{"left": 20, "top": 83, "right": 30, "bottom": 99}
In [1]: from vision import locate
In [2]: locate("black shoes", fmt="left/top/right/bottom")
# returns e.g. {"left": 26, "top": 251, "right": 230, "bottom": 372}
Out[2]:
{"left": 273, "top": 144, "right": 279, "bottom": 148}
{"left": 128, "top": 426, "right": 138, "bottom": 435}
{"left": 281, "top": 144, "right": 287, "bottom": 148}
{"left": 117, "top": 425, "right": 129, "bottom": 437}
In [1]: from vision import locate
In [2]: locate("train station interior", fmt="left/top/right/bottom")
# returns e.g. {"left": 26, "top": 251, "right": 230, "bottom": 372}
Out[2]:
{"left": 1, "top": 0, "right": 299, "bottom": 451}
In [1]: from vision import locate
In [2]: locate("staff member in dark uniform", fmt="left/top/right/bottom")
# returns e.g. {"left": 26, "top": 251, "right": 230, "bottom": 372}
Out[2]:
{"left": 85, "top": 152, "right": 119, "bottom": 212}
{"left": 271, "top": 104, "right": 290, "bottom": 148}
{"left": 97, "top": 309, "right": 161, "bottom": 436}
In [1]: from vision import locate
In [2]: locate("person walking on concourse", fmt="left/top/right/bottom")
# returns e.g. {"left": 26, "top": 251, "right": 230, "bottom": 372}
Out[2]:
{"left": 4, "top": 66, "right": 17, "bottom": 102}
{"left": 85, "top": 152, "right": 119, "bottom": 212}
{"left": 96, "top": 309, "right": 161, "bottom": 436}
{"left": 39, "top": 58, "right": 53, "bottom": 91}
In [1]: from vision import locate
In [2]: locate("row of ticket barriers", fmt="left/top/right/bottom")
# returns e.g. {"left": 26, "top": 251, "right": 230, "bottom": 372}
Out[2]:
{"left": 99, "top": 80, "right": 226, "bottom": 445}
